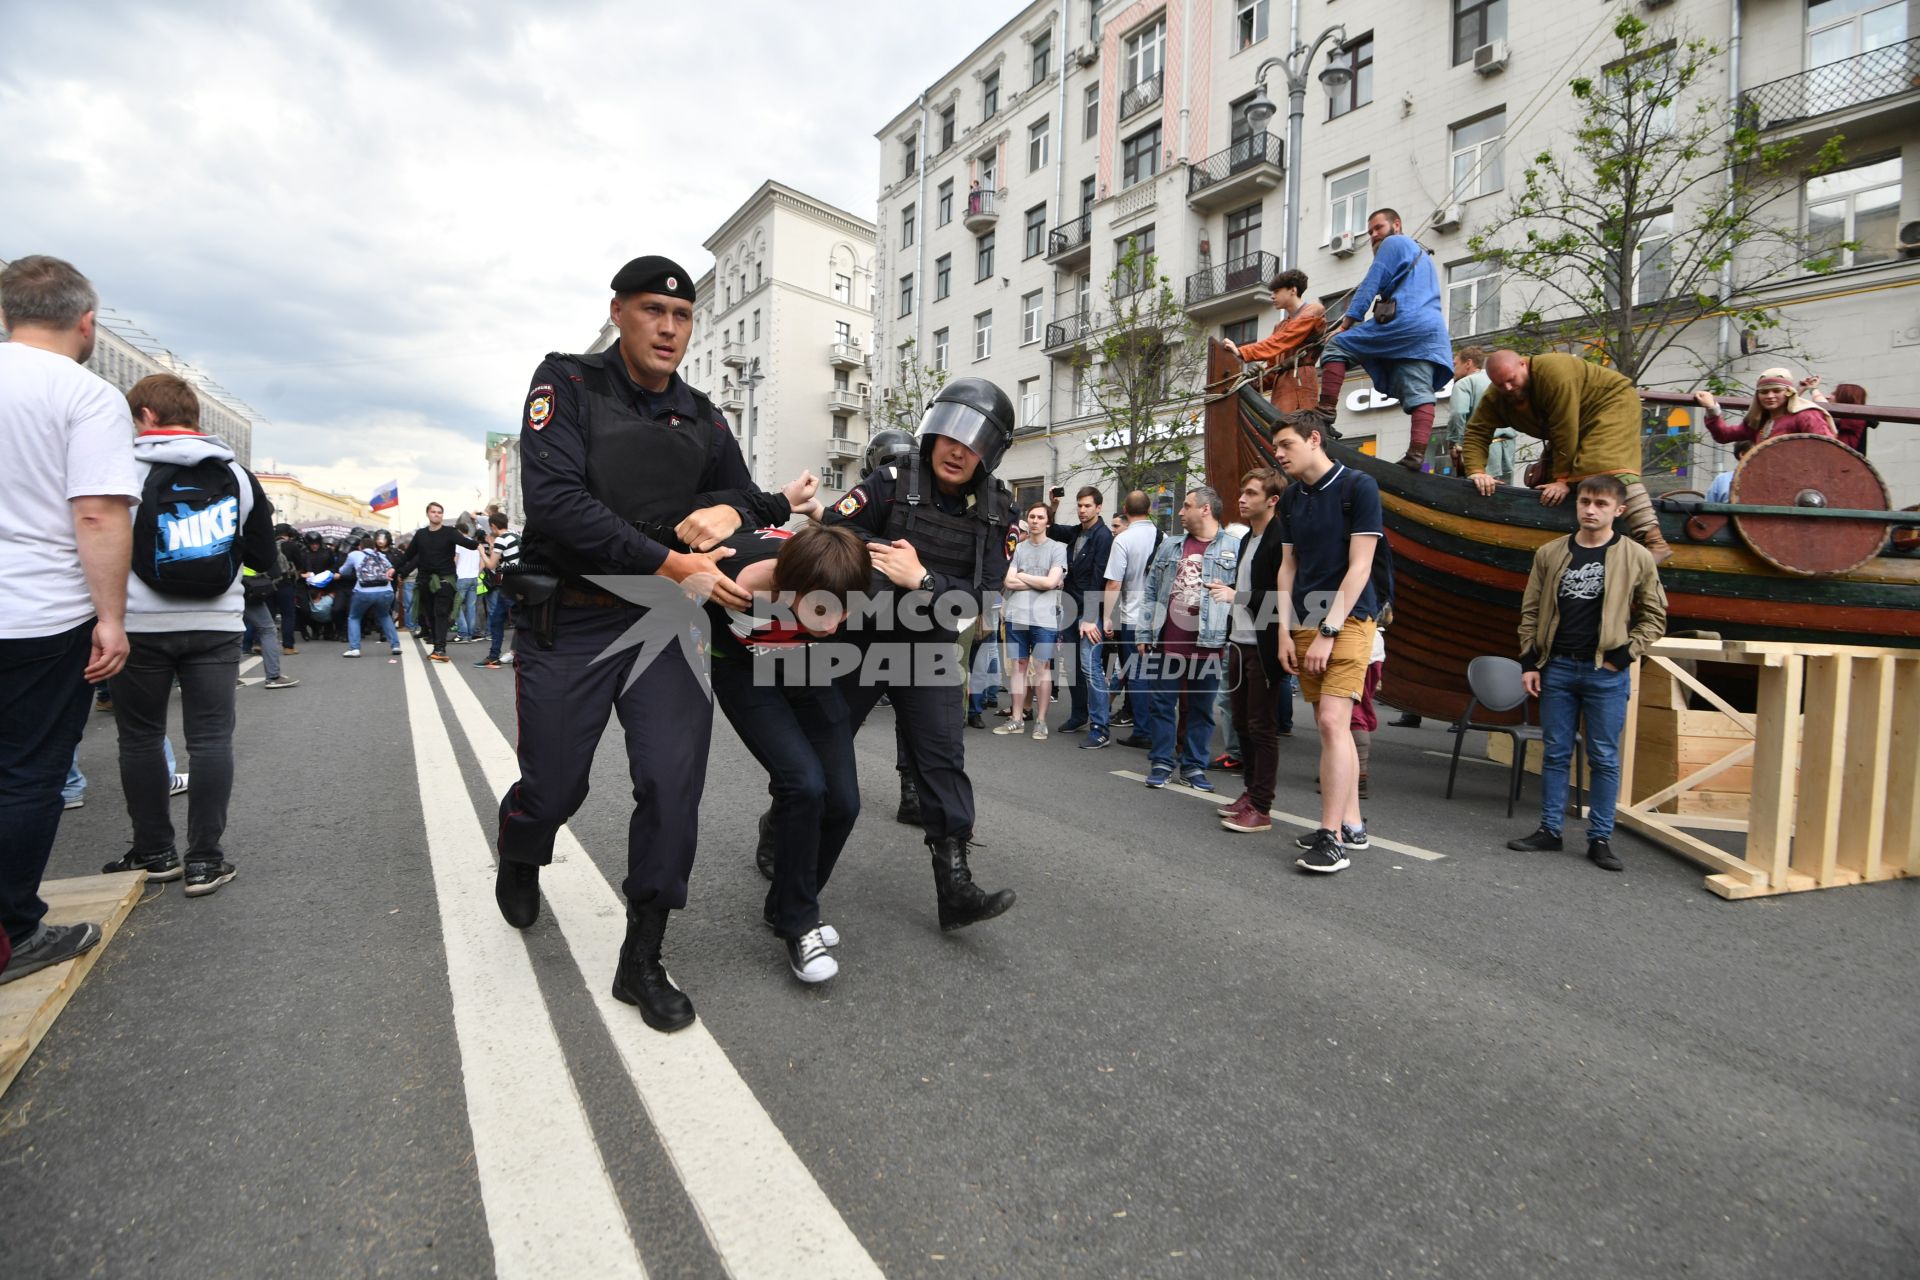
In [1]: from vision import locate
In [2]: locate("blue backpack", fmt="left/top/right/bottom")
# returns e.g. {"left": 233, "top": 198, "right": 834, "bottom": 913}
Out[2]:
{"left": 132, "top": 458, "right": 246, "bottom": 599}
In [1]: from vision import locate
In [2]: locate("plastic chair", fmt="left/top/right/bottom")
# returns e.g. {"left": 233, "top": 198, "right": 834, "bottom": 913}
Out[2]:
{"left": 1444, "top": 656, "right": 1583, "bottom": 818}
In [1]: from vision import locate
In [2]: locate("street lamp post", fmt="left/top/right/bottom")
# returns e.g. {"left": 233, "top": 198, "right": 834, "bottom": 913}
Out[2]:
{"left": 1243, "top": 26, "right": 1352, "bottom": 272}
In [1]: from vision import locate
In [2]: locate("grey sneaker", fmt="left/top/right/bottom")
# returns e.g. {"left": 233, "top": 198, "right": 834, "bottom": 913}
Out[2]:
{"left": 263, "top": 676, "right": 300, "bottom": 689}
{"left": 0, "top": 922, "right": 102, "bottom": 985}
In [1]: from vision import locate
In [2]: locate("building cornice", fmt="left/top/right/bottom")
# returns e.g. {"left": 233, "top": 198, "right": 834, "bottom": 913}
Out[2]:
{"left": 706, "top": 180, "right": 876, "bottom": 252}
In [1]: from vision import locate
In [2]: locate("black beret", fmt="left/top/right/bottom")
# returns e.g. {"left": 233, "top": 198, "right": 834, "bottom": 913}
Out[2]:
{"left": 610, "top": 255, "right": 695, "bottom": 302}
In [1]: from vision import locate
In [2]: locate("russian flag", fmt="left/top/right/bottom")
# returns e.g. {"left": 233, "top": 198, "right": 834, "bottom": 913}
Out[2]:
{"left": 370, "top": 480, "right": 399, "bottom": 511}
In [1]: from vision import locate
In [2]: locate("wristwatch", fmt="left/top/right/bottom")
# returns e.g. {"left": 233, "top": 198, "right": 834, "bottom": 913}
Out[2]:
{"left": 918, "top": 572, "right": 936, "bottom": 593}
{"left": 1317, "top": 621, "right": 1341, "bottom": 638}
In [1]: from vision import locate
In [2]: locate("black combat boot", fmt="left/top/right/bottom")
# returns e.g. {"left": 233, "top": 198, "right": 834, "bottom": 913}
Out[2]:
{"left": 895, "top": 772, "right": 922, "bottom": 826}
{"left": 611, "top": 902, "right": 695, "bottom": 1033}
{"left": 928, "top": 836, "right": 1015, "bottom": 931}
{"left": 495, "top": 860, "right": 540, "bottom": 929}
{"left": 754, "top": 811, "right": 776, "bottom": 881}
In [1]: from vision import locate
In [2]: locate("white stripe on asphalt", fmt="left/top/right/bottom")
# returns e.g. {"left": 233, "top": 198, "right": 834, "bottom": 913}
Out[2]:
{"left": 430, "top": 659, "right": 884, "bottom": 1280}
{"left": 397, "top": 645, "right": 647, "bottom": 1280}
{"left": 1107, "top": 769, "right": 1447, "bottom": 861}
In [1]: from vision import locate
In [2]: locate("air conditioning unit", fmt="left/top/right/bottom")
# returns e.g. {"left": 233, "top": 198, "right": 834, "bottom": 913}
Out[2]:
{"left": 1432, "top": 203, "right": 1463, "bottom": 233}
{"left": 1473, "top": 39, "right": 1510, "bottom": 75}
{"left": 1073, "top": 43, "right": 1098, "bottom": 67}
{"left": 1331, "top": 231, "right": 1360, "bottom": 257}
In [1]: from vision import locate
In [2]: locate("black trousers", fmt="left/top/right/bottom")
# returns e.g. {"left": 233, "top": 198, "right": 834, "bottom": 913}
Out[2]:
{"left": 0, "top": 621, "right": 95, "bottom": 945}
{"left": 839, "top": 631, "right": 974, "bottom": 841}
{"left": 496, "top": 605, "right": 711, "bottom": 908}
{"left": 416, "top": 574, "right": 456, "bottom": 650}
{"left": 712, "top": 654, "right": 858, "bottom": 938}
{"left": 112, "top": 631, "right": 241, "bottom": 863}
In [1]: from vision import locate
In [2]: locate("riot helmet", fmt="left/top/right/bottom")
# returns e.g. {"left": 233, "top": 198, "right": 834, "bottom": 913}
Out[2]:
{"left": 862, "top": 428, "right": 916, "bottom": 476}
{"left": 916, "top": 377, "right": 1015, "bottom": 477}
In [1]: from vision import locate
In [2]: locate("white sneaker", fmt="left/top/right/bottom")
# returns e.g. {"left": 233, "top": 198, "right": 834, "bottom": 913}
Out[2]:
{"left": 786, "top": 928, "right": 839, "bottom": 984}
{"left": 343, "top": 648, "right": 362, "bottom": 657}
{"left": 168, "top": 773, "right": 189, "bottom": 797}
{"left": 992, "top": 720, "right": 1026, "bottom": 735}
{"left": 1031, "top": 722, "right": 1049, "bottom": 741}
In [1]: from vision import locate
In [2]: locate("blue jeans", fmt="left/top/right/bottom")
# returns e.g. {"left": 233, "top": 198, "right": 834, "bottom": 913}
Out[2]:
{"left": 486, "top": 588, "right": 512, "bottom": 658}
{"left": 66, "top": 736, "right": 177, "bottom": 802}
{"left": 402, "top": 578, "right": 417, "bottom": 630}
{"left": 1140, "top": 648, "right": 1226, "bottom": 775}
{"left": 454, "top": 577, "right": 479, "bottom": 639}
{"left": 1539, "top": 657, "right": 1631, "bottom": 841}
{"left": 348, "top": 587, "right": 400, "bottom": 651}
{"left": 1077, "top": 627, "right": 1110, "bottom": 735}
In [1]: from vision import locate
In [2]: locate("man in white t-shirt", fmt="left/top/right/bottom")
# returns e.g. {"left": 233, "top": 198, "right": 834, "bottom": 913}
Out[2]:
{"left": 1100, "top": 489, "right": 1162, "bottom": 741}
{"left": 0, "top": 256, "right": 142, "bottom": 985}
{"left": 452, "top": 526, "right": 483, "bottom": 642}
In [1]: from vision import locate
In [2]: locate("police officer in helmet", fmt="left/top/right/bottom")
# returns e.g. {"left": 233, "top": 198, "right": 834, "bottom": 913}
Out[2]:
{"left": 495, "top": 254, "right": 800, "bottom": 1034}
{"left": 818, "top": 377, "right": 1020, "bottom": 930}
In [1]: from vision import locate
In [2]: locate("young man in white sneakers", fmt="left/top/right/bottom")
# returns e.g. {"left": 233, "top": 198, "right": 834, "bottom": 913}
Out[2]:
{"left": 1272, "top": 412, "right": 1385, "bottom": 873}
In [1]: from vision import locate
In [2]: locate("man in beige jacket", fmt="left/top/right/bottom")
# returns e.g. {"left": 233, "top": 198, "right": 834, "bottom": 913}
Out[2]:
{"left": 1506, "top": 474, "right": 1667, "bottom": 872}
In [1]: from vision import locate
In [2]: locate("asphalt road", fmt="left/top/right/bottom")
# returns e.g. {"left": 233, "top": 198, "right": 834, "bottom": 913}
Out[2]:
{"left": 3, "top": 631, "right": 1914, "bottom": 1279}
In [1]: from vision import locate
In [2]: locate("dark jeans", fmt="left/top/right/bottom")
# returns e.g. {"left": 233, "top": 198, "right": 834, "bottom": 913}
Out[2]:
{"left": 416, "top": 574, "right": 456, "bottom": 650}
{"left": 0, "top": 621, "right": 96, "bottom": 945}
{"left": 486, "top": 587, "right": 512, "bottom": 658}
{"left": 841, "top": 631, "right": 975, "bottom": 841}
{"left": 1229, "top": 642, "right": 1283, "bottom": 812}
{"left": 112, "top": 630, "right": 242, "bottom": 864}
{"left": 712, "top": 654, "right": 859, "bottom": 937}
{"left": 1540, "top": 656, "right": 1632, "bottom": 841}
{"left": 1140, "top": 648, "right": 1226, "bottom": 775}
{"left": 497, "top": 605, "right": 711, "bottom": 908}
{"left": 273, "top": 581, "right": 298, "bottom": 648}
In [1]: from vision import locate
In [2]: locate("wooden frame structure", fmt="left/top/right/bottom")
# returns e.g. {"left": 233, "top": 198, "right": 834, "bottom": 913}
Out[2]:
{"left": 1617, "top": 638, "right": 1920, "bottom": 899}
{"left": 1, "top": 871, "right": 146, "bottom": 1098}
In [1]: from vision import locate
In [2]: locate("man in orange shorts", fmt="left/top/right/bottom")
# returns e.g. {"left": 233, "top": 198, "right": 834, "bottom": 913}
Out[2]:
{"left": 1272, "top": 411, "right": 1385, "bottom": 874}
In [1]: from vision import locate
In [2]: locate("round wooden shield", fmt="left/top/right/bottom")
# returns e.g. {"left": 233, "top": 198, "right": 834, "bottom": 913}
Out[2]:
{"left": 1731, "top": 434, "right": 1891, "bottom": 575}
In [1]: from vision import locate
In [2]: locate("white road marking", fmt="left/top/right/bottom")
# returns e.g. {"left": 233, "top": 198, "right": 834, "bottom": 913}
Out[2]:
{"left": 1107, "top": 769, "right": 1447, "bottom": 861}
{"left": 397, "top": 644, "right": 647, "bottom": 1280}
{"left": 239, "top": 656, "right": 261, "bottom": 676}
{"left": 430, "top": 659, "right": 884, "bottom": 1280}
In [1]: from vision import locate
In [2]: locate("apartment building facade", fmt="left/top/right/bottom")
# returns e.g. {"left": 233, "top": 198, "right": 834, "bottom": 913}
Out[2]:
{"left": 872, "top": 0, "right": 1919, "bottom": 512}
{"left": 589, "top": 181, "right": 878, "bottom": 499}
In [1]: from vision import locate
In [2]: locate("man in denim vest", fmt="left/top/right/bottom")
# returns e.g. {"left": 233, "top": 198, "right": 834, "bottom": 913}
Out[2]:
{"left": 1137, "top": 487, "right": 1239, "bottom": 793}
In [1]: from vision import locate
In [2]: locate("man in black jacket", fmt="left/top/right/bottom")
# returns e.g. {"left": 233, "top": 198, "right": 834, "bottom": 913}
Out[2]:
{"left": 1218, "top": 467, "right": 1289, "bottom": 834}
{"left": 1045, "top": 485, "right": 1114, "bottom": 746}
{"left": 394, "top": 502, "right": 479, "bottom": 662}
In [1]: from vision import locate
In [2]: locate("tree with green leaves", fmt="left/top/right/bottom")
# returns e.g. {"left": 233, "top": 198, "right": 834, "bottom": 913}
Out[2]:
{"left": 871, "top": 338, "right": 948, "bottom": 438}
{"left": 1073, "top": 241, "right": 1207, "bottom": 498}
{"left": 1465, "top": 13, "right": 1850, "bottom": 391}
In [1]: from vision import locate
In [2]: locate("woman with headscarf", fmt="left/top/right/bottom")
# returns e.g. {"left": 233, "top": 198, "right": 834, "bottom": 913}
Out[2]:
{"left": 1691, "top": 368, "right": 1836, "bottom": 445}
{"left": 1826, "top": 383, "right": 1876, "bottom": 455}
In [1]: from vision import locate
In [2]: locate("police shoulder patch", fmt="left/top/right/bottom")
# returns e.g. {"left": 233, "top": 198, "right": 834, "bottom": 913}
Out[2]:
{"left": 1005, "top": 524, "right": 1019, "bottom": 558}
{"left": 526, "top": 384, "right": 555, "bottom": 431}
{"left": 833, "top": 487, "right": 867, "bottom": 518}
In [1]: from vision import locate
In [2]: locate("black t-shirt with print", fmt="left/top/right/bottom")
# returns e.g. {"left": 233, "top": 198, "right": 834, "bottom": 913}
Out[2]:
{"left": 1552, "top": 532, "right": 1617, "bottom": 658}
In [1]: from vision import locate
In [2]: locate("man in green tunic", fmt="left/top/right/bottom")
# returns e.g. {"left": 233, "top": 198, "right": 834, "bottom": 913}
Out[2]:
{"left": 1459, "top": 350, "right": 1672, "bottom": 563}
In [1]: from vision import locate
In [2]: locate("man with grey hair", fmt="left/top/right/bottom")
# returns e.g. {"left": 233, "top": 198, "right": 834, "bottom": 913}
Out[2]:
{"left": 0, "top": 255, "right": 142, "bottom": 984}
{"left": 1136, "top": 486, "right": 1240, "bottom": 791}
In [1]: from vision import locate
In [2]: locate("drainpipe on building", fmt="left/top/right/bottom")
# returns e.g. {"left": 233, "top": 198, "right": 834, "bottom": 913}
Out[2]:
{"left": 915, "top": 92, "right": 930, "bottom": 364}
{"left": 1046, "top": 0, "right": 1071, "bottom": 486}
{"left": 1717, "top": 0, "right": 1743, "bottom": 368}
{"left": 1177, "top": 0, "right": 1191, "bottom": 163}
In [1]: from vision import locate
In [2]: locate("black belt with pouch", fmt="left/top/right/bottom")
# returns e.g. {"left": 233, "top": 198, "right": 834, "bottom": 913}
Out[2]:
{"left": 499, "top": 563, "right": 562, "bottom": 650}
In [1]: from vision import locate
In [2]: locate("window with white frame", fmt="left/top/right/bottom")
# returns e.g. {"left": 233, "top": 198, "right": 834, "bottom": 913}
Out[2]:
{"left": 1446, "top": 258, "right": 1501, "bottom": 334}
{"left": 1084, "top": 83, "right": 1100, "bottom": 139}
{"left": 1115, "top": 226, "right": 1157, "bottom": 297}
{"left": 1025, "top": 204, "right": 1047, "bottom": 258}
{"left": 933, "top": 327, "right": 950, "bottom": 371}
{"left": 1031, "top": 29, "right": 1052, "bottom": 85}
{"left": 902, "top": 203, "right": 916, "bottom": 248}
{"left": 834, "top": 273, "right": 852, "bottom": 302}
{"left": 1021, "top": 290, "right": 1044, "bottom": 344}
{"left": 1029, "top": 116, "right": 1050, "bottom": 172}
{"left": 824, "top": 465, "right": 845, "bottom": 490}
{"left": 752, "top": 309, "right": 760, "bottom": 339}
{"left": 1806, "top": 155, "right": 1902, "bottom": 268}
{"left": 834, "top": 369, "right": 850, "bottom": 392}
{"left": 1125, "top": 17, "right": 1166, "bottom": 88}
{"left": 835, "top": 319, "right": 851, "bottom": 343}
{"left": 980, "top": 150, "right": 999, "bottom": 189}
{"left": 898, "top": 341, "right": 913, "bottom": 378}
{"left": 1235, "top": 0, "right": 1269, "bottom": 50}
{"left": 1327, "top": 167, "right": 1369, "bottom": 242}
{"left": 1807, "top": 0, "right": 1908, "bottom": 68}
{"left": 1080, "top": 175, "right": 1096, "bottom": 215}
{"left": 935, "top": 253, "right": 952, "bottom": 300}
{"left": 1019, "top": 376, "right": 1043, "bottom": 427}
{"left": 1450, "top": 110, "right": 1505, "bottom": 201}
{"left": 1073, "top": 363, "right": 1099, "bottom": 417}
{"left": 938, "top": 179, "right": 954, "bottom": 225}
{"left": 983, "top": 69, "right": 1000, "bottom": 119}
{"left": 1122, "top": 123, "right": 1162, "bottom": 188}
{"left": 973, "top": 310, "right": 993, "bottom": 360}
{"left": 1223, "top": 317, "right": 1260, "bottom": 346}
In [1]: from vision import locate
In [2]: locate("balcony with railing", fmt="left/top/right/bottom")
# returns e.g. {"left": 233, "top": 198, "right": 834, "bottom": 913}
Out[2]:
{"left": 715, "top": 388, "right": 744, "bottom": 413}
{"left": 824, "top": 435, "right": 863, "bottom": 462}
{"left": 1046, "top": 211, "right": 1092, "bottom": 266}
{"left": 1739, "top": 37, "right": 1920, "bottom": 133}
{"left": 1184, "top": 251, "right": 1281, "bottom": 321}
{"left": 1119, "top": 71, "right": 1164, "bottom": 121}
{"left": 826, "top": 387, "right": 871, "bottom": 415}
{"left": 721, "top": 335, "right": 749, "bottom": 369}
{"left": 1187, "top": 131, "right": 1284, "bottom": 212}
{"left": 962, "top": 187, "right": 1006, "bottom": 233}
{"left": 1043, "top": 310, "right": 1095, "bottom": 358}
{"left": 828, "top": 338, "right": 867, "bottom": 370}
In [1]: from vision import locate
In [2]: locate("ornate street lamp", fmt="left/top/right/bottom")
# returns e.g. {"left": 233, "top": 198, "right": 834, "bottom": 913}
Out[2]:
{"left": 1243, "top": 27, "right": 1351, "bottom": 270}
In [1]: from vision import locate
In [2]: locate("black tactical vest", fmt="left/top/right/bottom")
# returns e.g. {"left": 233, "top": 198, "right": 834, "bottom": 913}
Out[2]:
{"left": 881, "top": 453, "right": 1013, "bottom": 588}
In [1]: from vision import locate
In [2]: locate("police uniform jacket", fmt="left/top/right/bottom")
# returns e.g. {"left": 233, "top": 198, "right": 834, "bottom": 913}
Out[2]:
{"left": 826, "top": 458, "right": 1018, "bottom": 606}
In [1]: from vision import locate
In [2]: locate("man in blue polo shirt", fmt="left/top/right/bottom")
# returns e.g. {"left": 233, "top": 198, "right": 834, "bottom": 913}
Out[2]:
{"left": 1273, "top": 411, "right": 1385, "bottom": 874}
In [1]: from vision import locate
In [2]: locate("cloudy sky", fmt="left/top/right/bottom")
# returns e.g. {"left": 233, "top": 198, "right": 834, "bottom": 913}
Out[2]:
{"left": 1, "top": 0, "right": 1007, "bottom": 518}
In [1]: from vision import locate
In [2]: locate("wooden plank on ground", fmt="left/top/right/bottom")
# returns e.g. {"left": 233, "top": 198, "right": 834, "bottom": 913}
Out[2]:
{"left": 1886, "top": 661, "right": 1920, "bottom": 879}
{"left": 0, "top": 871, "right": 146, "bottom": 1099}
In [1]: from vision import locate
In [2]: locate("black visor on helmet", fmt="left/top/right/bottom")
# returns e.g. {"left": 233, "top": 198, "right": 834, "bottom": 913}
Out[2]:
{"left": 917, "top": 401, "right": 998, "bottom": 462}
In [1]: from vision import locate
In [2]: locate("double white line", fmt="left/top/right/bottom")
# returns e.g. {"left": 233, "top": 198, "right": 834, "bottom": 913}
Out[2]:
{"left": 400, "top": 643, "right": 880, "bottom": 1278}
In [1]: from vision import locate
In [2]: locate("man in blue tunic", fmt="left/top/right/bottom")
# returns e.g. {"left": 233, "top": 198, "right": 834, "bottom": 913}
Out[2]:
{"left": 1315, "top": 208, "right": 1455, "bottom": 470}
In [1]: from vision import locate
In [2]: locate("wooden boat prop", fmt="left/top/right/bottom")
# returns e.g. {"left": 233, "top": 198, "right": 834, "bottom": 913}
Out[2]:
{"left": 1201, "top": 341, "right": 1920, "bottom": 722}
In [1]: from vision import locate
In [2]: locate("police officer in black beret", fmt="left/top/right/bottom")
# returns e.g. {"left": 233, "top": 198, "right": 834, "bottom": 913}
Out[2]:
{"left": 494, "top": 255, "right": 797, "bottom": 1034}
{"left": 817, "top": 378, "right": 1021, "bottom": 930}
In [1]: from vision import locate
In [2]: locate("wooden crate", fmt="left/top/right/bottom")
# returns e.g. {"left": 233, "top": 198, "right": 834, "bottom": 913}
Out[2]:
{"left": 0, "top": 871, "right": 147, "bottom": 1098}
{"left": 1616, "top": 638, "right": 1920, "bottom": 899}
